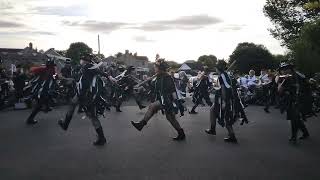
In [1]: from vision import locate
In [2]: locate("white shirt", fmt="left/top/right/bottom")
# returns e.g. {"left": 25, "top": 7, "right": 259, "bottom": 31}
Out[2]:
{"left": 259, "top": 74, "right": 270, "bottom": 84}
{"left": 238, "top": 76, "right": 248, "bottom": 87}
{"left": 247, "top": 75, "right": 258, "bottom": 86}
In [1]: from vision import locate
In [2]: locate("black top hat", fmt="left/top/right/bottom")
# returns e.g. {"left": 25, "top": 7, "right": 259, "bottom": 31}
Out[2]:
{"left": 216, "top": 60, "right": 227, "bottom": 71}
{"left": 80, "top": 53, "right": 94, "bottom": 62}
{"left": 278, "top": 62, "right": 294, "bottom": 70}
{"left": 155, "top": 58, "right": 169, "bottom": 71}
{"left": 65, "top": 59, "right": 71, "bottom": 64}
{"left": 127, "top": 65, "right": 135, "bottom": 71}
{"left": 46, "top": 58, "right": 56, "bottom": 67}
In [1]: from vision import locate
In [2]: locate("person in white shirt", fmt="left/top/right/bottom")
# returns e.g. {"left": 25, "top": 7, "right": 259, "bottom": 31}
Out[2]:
{"left": 238, "top": 75, "right": 248, "bottom": 88}
{"left": 247, "top": 70, "right": 258, "bottom": 86}
{"left": 259, "top": 69, "right": 271, "bottom": 85}
{"left": 259, "top": 69, "right": 273, "bottom": 113}
{"left": 247, "top": 70, "right": 259, "bottom": 95}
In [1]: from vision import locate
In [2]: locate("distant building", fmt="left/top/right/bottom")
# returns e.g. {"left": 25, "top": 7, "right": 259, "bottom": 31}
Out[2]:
{"left": 103, "top": 50, "right": 150, "bottom": 74}
{"left": 0, "top": 43, "right": 45, "bottom": 70}
{"left": 0, "top": 43, "right": 69, "bottom": 72}
{"left": 44, "top": 48, "right": 70, "bottom": 71}
{"left": 178, "top": 63, "right": 192, "bottom": 71}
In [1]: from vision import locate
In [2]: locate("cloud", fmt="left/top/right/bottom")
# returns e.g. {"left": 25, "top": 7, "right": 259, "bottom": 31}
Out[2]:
{"left": 0, "top": 30, "right": 56, "bottom": 36}
{"left": 0, "top": 20, "right": 24, "bottom": 28}
{"left": 0, "top": 1, "right": 13, "bottom": 10}
{"left": 219, "top": 24, "right": 246, "bottom": 32}
{"left": 133, "top": 36, "right": 155, "bottom": 43}
{"left": 30, "top": 5, "right": 88, "bottom": 16}
{"left": 62, "top": 14, "right": 222, "bottom": 33}
{"left": 62, "top": 20, "right": 129, "bottom": 33}
{"left": 133, "top": 15, "right": 222, "bottom": 31}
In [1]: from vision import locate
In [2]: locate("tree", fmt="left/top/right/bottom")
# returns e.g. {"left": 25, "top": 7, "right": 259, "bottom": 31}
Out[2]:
{"left": 273, "top": 54, "right": 289, "bottom": 64}
{"left": 292, "top": 19, "right": 320, "bottom": 75}
{"left": 229, "top": 42, "right": 276, "bottom": 74}
{"left": 66, "top": 42, "right": 93, "bottom": 64}
{"left": 263, "top": 0, "right": 319, "bottom": 47}
{"left": 304, "top": 1, "right": 320, "bottom": 10}
{"left": 56, "top": 50, "right": 67, "bottom": 57}
{"left": 115, "top": 52, "right": 123, "bottom": 58}
{"left": 95, "top": 53, "right": 105, "bottom": 61}
{"left": 197, "top": 55, "right": 217, "bottom": 71}
{"left": 167, "top": 61, "right": 181, "bottom": 70}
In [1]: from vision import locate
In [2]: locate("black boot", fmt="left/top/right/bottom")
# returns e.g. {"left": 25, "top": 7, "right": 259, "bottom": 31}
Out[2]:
{"left": 26, "top": 119, "right": 38, "bottom": 125}
{"left": 116, "top": 106, "right": 122, "bottom": 112}
{"left": 189, "top": 109, "right": 198, "bottom": 114}
{"left": 240, "top": 117, "right": 249, "bottom": 125}
{"left": 173, "top": 129, "right": 186, "bottom": 141}
{"left": 289, "top": 136, "right": 297, "bottom": 144}
{"left": 224, "top": 134, "right": 238, "bottom": 143}
{"left": 299, "top": 134, "right": 310, "bottom": 140}
{"left": 131, "top": 120, "right": 147, "bottom": 131}
{"left": 58, "top": 120, "right": 66, "bottom": 130}
{"left": 139, "top": 104, "right": 146, "bottom": 110}
{"left": 26, "top": 111, "right": 39, "bottom": 125}
{"left": 58, "top": 114, "right": 72, "bottom": 131}
{"left": 93, "top": 127, "right": 107, "bottom": 146}
{"left": 299, "top": 122, "right": 309, "bottom": 140}
{"left": 205, "top": 129, "right": 216, "bottom": 135}
{"left": 189, "top": 105, "right": 198, "bottom": 114}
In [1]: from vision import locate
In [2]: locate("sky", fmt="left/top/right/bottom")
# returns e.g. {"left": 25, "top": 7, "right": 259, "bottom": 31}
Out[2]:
{"left": 0, "top": 0, "right": 287, "bottom": 63}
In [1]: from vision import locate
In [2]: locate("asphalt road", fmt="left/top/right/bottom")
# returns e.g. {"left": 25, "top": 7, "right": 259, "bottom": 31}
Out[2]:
{"left": 0, "top": 103, "right": 319, "bottom": 180}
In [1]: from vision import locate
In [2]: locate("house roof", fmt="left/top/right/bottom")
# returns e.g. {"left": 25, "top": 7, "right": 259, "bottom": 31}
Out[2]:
{"left": 45, "top": 49, "right": 69, "bottom": 61}
{"left": 0, "top": 48, "right": 23, "bottom": 53}
{"left": 185, "top": 62, "right": 203, "bottom": 70}
{"left": 178, "top": 63, "right": 191, "bottom": 71}
{"left": 135, "top": 56, "right": 148, "bottom": 61}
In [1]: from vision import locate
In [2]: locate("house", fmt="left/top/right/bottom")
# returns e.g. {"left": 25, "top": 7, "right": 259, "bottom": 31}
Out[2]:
{"left": 178, "top": 60, "right": 203, "bottom": 76}
{"left": 178, "top": 63, "right": 191, "bottom": 71}
{"left": 0, "top": 43, "right": 69, "bottom": 72}
{"left": 0, "top": 43, "right": 46, "bottom": 70}
{"left": 44, "top": 48, "right": 70, "bottom": 71}
{"left": 103, "top": 50, "right": 150, "bottom": 76}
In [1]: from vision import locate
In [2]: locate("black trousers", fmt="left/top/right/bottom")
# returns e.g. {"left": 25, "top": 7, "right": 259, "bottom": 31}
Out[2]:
{"left": 262, "top": 85, "right": 271, "bottom": 110}
{"left": 191, "top": 91, "right": 212, "bottom": 111}
{"left": 26, "top": 97, "right": 49, "bottom": 122}
{"left": 64, "top": 96, "right": 102, "bottom": 129}
{"left": 287, "top": 107, "right": 309, "bottom": 138}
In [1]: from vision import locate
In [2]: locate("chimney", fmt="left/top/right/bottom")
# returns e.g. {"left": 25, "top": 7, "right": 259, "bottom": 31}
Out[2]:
{"left": 29, "top": 42, "right": 33, "bottom": 50}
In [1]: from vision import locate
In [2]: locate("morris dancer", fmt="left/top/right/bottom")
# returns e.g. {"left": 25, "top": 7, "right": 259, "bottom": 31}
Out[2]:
{"left": 131, "top": 58, "right": 185, "bottom": 141}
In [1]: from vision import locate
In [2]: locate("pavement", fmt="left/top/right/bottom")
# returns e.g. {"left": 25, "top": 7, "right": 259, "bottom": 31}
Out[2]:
{"left": 0, "top": 102, "right": 319, "bottom": 180}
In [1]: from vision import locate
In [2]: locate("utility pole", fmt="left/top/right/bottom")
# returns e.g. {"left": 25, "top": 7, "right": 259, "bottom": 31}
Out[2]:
{"left": 98, "top": 34, "right": 101, "bottom": 55}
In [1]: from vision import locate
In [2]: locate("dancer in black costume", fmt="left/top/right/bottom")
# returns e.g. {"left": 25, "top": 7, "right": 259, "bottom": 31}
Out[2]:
{"left": 25, "top": 58, "right": 57, "bottom": 125}
{"left": 205, "top": 60, "right": 241, "bottom": 143}
{"left": 131, "top": 58, "right": 185, "bottom": 141}
{"left": 58, "top": 53, "right": 114, "bottom": 146}
{"left": 277, "top": 62, "right": 312, "bottom": 143}
{"left": 189, "top": 66, "right": 213, "bottom": 114}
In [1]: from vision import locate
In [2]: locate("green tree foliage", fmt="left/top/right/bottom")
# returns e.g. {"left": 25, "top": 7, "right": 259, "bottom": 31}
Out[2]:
{"left": 95, "top": 53, "right": 105, "bottom": 61}
{"left": 304, "top": 1, "right": 320, "bottom": 10}
{"left": 167, "top": 61, "right": 181, "bottom": 70}
{"left": 263, "top": 0, "right": 319, "bottom": 47}
{"left": 229, "top": 42, "right": 276, "bottom": 74}
{"left": 56, "top": 50, "right": 67, "bottom": 57}
{"left": 66, "top": 42, "right": 93, "bottom": 64}
{"left": 292, "top": 19, "right": 320, "bottom": 75}
{"left": 197, "top": 55, "right": 217, "bottom": 71}
{"left": 273, "top": 54, "right": 288, "bottom": 64}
